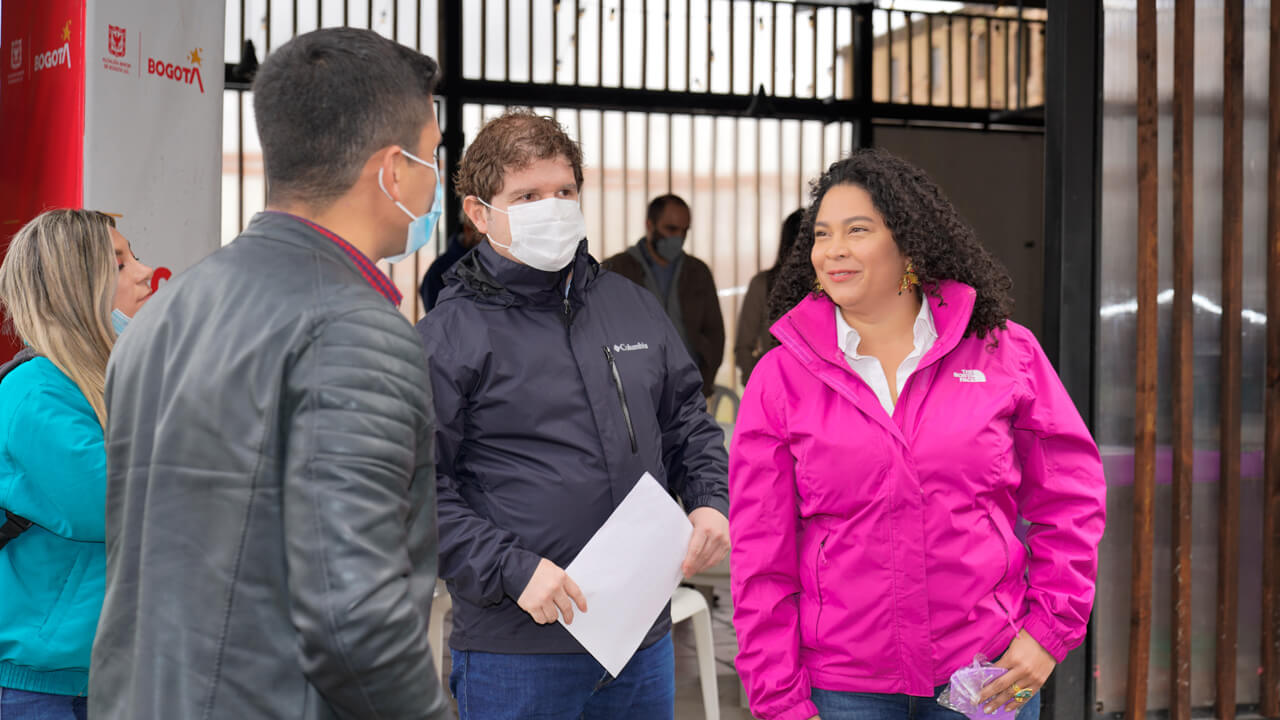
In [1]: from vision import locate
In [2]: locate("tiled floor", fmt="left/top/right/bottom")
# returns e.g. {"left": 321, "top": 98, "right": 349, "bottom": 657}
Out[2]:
{"left": 438, "top": 578, "right": 755, "bottom": 719}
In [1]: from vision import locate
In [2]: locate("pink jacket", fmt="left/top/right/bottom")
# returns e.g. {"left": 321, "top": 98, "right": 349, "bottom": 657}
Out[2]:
{"left": 729, "top": 281, "right": 1106, "bottom": 720}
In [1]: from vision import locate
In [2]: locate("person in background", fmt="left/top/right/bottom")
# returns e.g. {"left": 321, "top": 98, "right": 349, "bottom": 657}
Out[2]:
{"left": 0, "top": 209, "right": 142, "bottom": 719}
{"left": 729, "top": 149, "right": 1106, "bottom": 720}
{"left": 735, "top": 208, "right": 803, "bottom": 386}
{"left": 602, "top": 194, "right": 725, "bottom": 397}
{"left": 90, "top": 28, "right": 450, "bottom": 720}
{"left": 419, "top": 110, "right": 729, "bottom": 720}
{"left": 419, "top": 209, "right": 481, "bottom": 311}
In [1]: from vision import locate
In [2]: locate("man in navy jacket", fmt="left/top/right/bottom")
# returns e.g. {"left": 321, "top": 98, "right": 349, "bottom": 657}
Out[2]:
{"left": 417, "top": 109, "right": 729, "bottom": 720}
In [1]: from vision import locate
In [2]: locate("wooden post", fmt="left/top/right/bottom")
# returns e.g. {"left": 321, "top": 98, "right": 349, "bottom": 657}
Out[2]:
{"left": 1129, "top": 0, "right": 1158, "bottom": 717}
{"left": 1171, "top": 2, "right": 1195, "bottom": 718}
{"left": 1263, "top": 0, "right": 1280, "bottom": 715}
{"left": 1218, "top": 1, "right": 1244, "bottom": 719}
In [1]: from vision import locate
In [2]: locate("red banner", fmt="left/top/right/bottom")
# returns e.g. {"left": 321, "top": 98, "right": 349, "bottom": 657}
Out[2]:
{"left": 0, "top": 0, "right": 87, "bottom": 358}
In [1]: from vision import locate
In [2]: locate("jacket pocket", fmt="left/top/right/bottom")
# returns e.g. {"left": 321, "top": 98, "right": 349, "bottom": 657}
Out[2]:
{"left": 602, "top": 346, "right": 638, "bottom": 454}
{"left": 811, "top": 531, "right": 831, "bottom": 642}
{"left": 38, "top": 550, "right": 88, "bottom": 642}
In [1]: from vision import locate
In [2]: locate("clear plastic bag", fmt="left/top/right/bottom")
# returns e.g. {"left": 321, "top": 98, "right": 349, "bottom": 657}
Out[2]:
{"left": 936, "top": 655, "right": 1018, "bottom": 720}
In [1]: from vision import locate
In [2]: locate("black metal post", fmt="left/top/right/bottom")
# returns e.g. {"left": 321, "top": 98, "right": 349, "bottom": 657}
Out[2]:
{"left": 439, "top": 0, "right": 465, "bottom": 241}
{"left": 852, "top": 3, "right": 873, "bottom": 148}
{"left": 1042, "top": 3, "right": 1103, "bottom": 717}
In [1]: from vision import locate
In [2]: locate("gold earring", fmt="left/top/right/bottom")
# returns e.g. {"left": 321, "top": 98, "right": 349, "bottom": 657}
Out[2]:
{"left": 898, "top": 259, "right": 920, "bottom": 295}
{"left": 813, "top": 277, "right": 824, "bottom": 295}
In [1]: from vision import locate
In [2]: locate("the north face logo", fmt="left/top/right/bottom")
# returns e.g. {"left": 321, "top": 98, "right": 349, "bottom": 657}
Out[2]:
{"left": 953, "top": 369, "right": 986, "bottom": 383}
{"left": 613, "top": 342, "right": 650, "bottom": 353}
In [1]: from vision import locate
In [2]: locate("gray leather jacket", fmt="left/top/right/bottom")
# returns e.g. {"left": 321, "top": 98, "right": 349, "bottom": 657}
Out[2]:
{"left": 90, "top": 212, "right": 451, "bottom": 720}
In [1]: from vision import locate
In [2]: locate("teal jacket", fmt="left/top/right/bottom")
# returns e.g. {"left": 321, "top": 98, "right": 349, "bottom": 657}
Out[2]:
{"left": 0, "top": 357, "right": 106, "bottom": 696}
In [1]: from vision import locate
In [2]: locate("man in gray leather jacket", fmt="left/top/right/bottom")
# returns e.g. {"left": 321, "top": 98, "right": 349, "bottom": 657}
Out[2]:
{"left": 90, "top": 29, "right": 451, "bottom": 720}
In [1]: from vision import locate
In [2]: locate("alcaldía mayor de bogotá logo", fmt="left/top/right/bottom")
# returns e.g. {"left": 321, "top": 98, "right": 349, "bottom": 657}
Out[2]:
{"left": 102, "top": 24, "right": 132, "bottom": 75}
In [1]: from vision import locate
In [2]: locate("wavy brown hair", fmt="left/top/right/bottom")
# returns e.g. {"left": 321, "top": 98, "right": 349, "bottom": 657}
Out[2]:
{"left": 767, "top": 148, "right": 1014, "bottom": 340}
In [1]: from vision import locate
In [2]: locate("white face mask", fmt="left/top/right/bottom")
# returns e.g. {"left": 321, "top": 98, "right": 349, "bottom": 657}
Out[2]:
{"left": 478, "top": 197, "right": 586, "bottom": 272}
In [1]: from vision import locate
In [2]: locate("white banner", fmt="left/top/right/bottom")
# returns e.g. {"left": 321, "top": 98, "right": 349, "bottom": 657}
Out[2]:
{"left": 83, "top": 0, "right": 225, "bottom": 279}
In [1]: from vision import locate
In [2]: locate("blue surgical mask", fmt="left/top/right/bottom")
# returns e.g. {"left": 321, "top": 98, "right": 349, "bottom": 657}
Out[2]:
{"left": 379, "top": 148, "right": 443, "bottom": 264}
{"left": 111, "top": 309, "right": 131, "bottom": 335}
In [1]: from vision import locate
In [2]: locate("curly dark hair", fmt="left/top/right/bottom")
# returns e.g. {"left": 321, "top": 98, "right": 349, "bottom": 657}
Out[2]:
{"left": 767, "top": 148, "right": 1014, "bottom": 340}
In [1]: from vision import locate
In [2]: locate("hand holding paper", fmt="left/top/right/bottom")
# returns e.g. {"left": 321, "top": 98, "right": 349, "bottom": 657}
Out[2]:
{"left": 517, "top": 558, "right": 588, "bottom": 625}
{"left": 557, "top": 473, "right": 694, "bottom": 676}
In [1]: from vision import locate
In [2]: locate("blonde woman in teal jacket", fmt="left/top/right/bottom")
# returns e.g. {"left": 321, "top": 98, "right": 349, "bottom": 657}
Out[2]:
{"left": 0, "top": 209, "right": 153, "bottom": 719}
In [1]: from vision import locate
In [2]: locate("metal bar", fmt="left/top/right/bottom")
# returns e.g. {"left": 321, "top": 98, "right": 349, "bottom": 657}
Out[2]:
{"left": 367, "top": 0, "right": 373, "bottom": 29}
{"left": 317, "top": 0, "right": 322, "bottom": 29}
{"left": 685, "top": 0, "right": 690, "bottom": 91}
{"left": 552, "top": 0, "right": 558, "bottom": 84}
{"left": 598, "top": 111, "right": 606, "bottom": 254}
{"left": 343, "top": 0, "right": 349, "bottom": 26}
{"left": 1171, "top": 2, "right": 1195, "bottom": 718}
{"left": 1003, "top": 20, "right": 1010, "bottom": 110}
{"left": 810, "top": 7, "right": 817, "bottom": 99}
{"left": 887, "top": 10, "right": 895, "bottom": 101}
{"left": 644, "top": 113, "right": 650, "bottom": 203}
{"left": 573, "top": 0, "right": 580, "bottom": 86}
{"left": 986, "top": 18, "right": 992, "bottom": 110}
{"left": 480, "top": 0, "right": 487, "bottom": 78}
{"left": 1127, "top": 1, "right": 1158, "bottom": 718}
{"left": 926, "top": 13, "right": 933, "bottom": 105}
{"left": 966, "top": 16, "right": 972, "bottom": 107}
{"left": 771, "top": 2, "right": 777, "bottom": 94}
{"left": 620, "top": 0, "right": 626, "bottom": 86}
{"left": 667, "top": 113, "right": 673, "bottom": 191}
{"left": 531, "top": 0, "right": 536, "bottom": 82}
{"left": 599, "top": 0, "right": 604, "bottom": 86}
{"left": 791, "top": 4, "right": 798, "bottom": 97}
{"left": 239, "top": 0, "right": 246, "bottom": 229}
{"left": 440, "top": 0, "right": 464, "bottom": 243}
{"left": 1218, "top": 1, "right": 1244, "bottom": 717}
{"left": 906, "top": 13, "right": 913, "bottom": 104}
{"left": 832, "top": 7, "right": 838, "bottom": 99}
{"left": 622, "top": 111, "right": 629, "bottom": 242}
{"left": 642, "top": 0, "right": 647, "bottom": 87}
{"left": 663, "top": 0, "right": 670, "bottom": 91}
{"left": 392, "top": 0, "right": 397, "bottom": 42}
{"left": 1015, "top": 0, "right": 1024, "bottom": 109}
{"left": 747, "top": 0, "right": 752, "bottom": 94}
{"left": 505, "top": 0, "right": 512, "bottom": 82}
{"left": 948, "top": 15, "right": 954, "bottom": 106}
{"left": 706, "top": 0, "right": 712, "bottom": 93}
{"left": 1265, "top": 0, "right": 1280, "bottom": 712}
{"left": 447, "top": 76, "right": 1047, "bottom": 125}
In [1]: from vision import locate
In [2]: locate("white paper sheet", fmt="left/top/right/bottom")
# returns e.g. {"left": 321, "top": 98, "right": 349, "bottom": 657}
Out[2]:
{"left": 558, "top": 472, "right": 693, "bottom": 676}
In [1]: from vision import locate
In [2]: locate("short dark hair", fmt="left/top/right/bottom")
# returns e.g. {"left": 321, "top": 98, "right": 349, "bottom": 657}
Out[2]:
{"left": 645, "top": 194, "right": 689, "bottom": 225}
{"left": 252, "top": 28, "right": 439, "bottom": 209}
{"left": 455, "top": 110, "right": 584, "bottom": 203}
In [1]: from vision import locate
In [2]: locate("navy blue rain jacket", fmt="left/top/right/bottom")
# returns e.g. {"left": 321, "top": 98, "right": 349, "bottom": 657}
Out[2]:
{"left": 417, "top": 240, "right": 729, "bottom": 655}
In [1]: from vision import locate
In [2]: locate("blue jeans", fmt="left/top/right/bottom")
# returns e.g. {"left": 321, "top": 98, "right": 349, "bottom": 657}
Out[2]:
{"left": 0, "top": 687, "right": 87, "bottom": 720}
{"left": 450, "top": 633, "right": 675, "bottom": 720}
{"left": 812, "top": 686, "right": 1041, "bottom": 720}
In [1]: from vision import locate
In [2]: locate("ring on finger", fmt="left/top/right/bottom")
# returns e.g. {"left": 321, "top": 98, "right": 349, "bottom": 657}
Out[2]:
{"left": 1013, "top": 688, "right": 1034, "bottom": 703}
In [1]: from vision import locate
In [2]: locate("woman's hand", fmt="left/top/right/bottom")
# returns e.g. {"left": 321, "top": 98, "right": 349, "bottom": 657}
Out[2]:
{"left": 978, "top": 630, "right": 1056, "bottom": 714}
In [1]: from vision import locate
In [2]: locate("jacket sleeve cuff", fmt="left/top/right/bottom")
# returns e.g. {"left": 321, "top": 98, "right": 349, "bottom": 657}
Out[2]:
{"left": 1020, "top": 609, "right": 1071, "bottom": 663}
{"left": 500, "top": 547, "right": 542, "bottom": 601}
{"left": 768, "top": 699, "right": 820, "bottom": 720}
{"left": 685, "top": 494, "right": 729, "bottom": 519}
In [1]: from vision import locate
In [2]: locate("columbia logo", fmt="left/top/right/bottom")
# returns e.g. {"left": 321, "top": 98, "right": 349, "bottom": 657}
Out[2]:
{"left": 953, "top": 369, "right": 986, "bottom": 383}
{"left": 613, "top": 342, "right": 650, "bottom": 352}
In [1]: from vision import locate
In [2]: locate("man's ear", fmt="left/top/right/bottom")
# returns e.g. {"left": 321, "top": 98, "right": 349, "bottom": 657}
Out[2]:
{"left": 371, "top": 146, "right": 404, "bottom": 202}
{"left": 463, "top": 196, "right": 490, "bottom": 235}
{"left": 644, "top": 218, "right": 655, "bottom": 237}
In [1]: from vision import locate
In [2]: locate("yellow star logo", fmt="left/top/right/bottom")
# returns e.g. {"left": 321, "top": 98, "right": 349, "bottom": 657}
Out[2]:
{"left": 188, "top": 48, "right": 203, "bottom": 66}
{"left": 61, "top": 20, "right": 71, "bottom": 42}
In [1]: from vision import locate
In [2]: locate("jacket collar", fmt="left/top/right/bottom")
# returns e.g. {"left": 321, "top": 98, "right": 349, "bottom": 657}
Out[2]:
{"left": 249, "top": 211, "right": 403, "bottom": 305}
{"left": 445, "top": 239, "right": 597, "bottom": 308}
{"left": 770, "top": 280, "right": 978, "bottom": 442}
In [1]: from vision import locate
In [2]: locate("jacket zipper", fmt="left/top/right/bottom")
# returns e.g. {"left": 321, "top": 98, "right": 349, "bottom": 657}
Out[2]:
{"left": 602, "top": 346, "right": 639, "bottom": 454}
{"left": 814, "top": 534, "right": 829, "bottom": 637}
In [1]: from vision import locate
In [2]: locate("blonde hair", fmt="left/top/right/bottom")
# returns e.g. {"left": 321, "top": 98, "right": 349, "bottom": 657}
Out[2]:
{"left": 0, "top": 209, "right": 118, "bottom": 426}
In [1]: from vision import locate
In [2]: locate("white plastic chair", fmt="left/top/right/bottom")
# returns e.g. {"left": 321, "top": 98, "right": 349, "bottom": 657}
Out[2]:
{"left": 429, "top": 580, "right": 452, "bottom": 686}
{"left": 671, "top": 586, "right": 720, "bottom": 720}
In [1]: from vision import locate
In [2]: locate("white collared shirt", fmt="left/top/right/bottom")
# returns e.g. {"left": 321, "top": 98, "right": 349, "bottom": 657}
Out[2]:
{"left": 835, "top": 300, "right": 938, "bottom": 416}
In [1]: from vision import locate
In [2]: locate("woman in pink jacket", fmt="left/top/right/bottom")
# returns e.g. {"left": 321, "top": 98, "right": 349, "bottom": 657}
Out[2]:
{"left": 729, "top": 149, "right": 1106, "bottom": 720}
